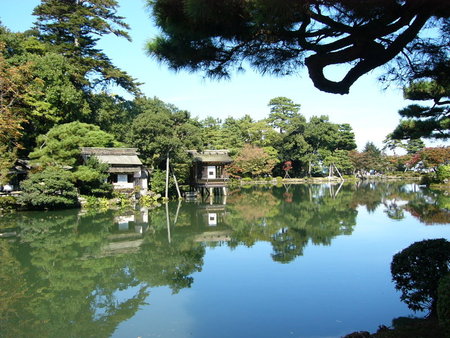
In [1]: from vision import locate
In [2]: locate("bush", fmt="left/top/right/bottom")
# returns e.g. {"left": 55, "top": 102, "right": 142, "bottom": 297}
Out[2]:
{"left": 437, "top": 274, "right": 450, "bottom": 336}
{"left": 74, "top": 158, "right": 113, "bottom": 197}
{"left": 0, "top": 195, "right": 19, "bottom": 212}
{"left": 139, "top": 192, "right": 161, "bottom": 207}
{"left": 391, "top": 239, "right": 450, "bottom": 316}
{"left": 436, "top": 164, "right": 450, "bottom": 183}
{"left": 18, "top": 167, "right": 79, "bottom": 210}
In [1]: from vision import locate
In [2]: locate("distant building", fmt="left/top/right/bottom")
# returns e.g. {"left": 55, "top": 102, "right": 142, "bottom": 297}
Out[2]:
{"left": 80, "top": 147, "right": 148, "bottom": 193}
{"left": 187, "top": 149, "right": 233, "bottom": 195}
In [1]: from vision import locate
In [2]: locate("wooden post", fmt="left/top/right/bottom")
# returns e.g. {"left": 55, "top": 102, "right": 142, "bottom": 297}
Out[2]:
{"left": 165, "top": 152, "right": 170, "bottom": 200}
{"left": 172, "top": 171, "right": 182, "bottom": 199}
{"left": 174, "top": 199, "right": 182, "bottom": 224}
{"left": 333, "top": 163, "right": 344, "bottom": 181}
{"left": 165, "top": 201, "right": 171, "bottom": 243}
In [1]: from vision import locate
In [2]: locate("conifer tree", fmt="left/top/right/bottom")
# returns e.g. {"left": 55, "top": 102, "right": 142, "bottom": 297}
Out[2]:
{"left": 33, "top": 0, "right": 139, "bottom": 94}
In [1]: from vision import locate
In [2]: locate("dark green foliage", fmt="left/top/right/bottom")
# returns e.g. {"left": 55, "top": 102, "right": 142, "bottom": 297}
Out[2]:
{"left": 437, "top": 274, "right": 450, "bottom": 337}
{"left": 267, "top": 97, "right": 301, "bottom": 133}
{"left": 436, "top": 165, "right": 450, "bottom": 183}
{"left": 33, "top": 0, "right": 139, "bottom": 95}
{"left": 74, "top": 157, "right": 112, "bottom": 197}
{"left": 393, "top": 80, "right": 449, "bottom": 141}
{"left": 147, "top": 0, "right": 448, "bottom": 94}
{"left": 127, "top": 97, "right": 203, "bottom": 171}
{"left": 391, "top": 239, "right": 450, "bottom": 315}
{"left": 405, "top": 138, "right": 425, "bottom": 155}
{"left": 0, "top": 196, "right": 19, "bottom": 212}
{"left": 29, "top": 121, "right": 118, "bottom": 167}
{"left": 18, "top": 167, "right": 79, "bottom": 210}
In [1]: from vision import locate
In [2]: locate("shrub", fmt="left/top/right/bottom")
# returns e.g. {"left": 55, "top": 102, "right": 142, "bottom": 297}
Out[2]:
{"left": 0, "top": 195, "right": 19, "bottom": 212}
{"left": 436, "top": 164, "right": 450, "bottom": 183}
{"left": 18, "top": 167, "right": 79, "bottom": 210}
{"left": 139, "top": 192, "right": 161, "bottom": 207}
{"left": 74, "top": 158, "right": 113, "bottom": 197}
{"left": 391, "top": 238, "right": 450, "bottom": 316}
{"left": 437, "top": 273, "right": 450, "bottom": 336}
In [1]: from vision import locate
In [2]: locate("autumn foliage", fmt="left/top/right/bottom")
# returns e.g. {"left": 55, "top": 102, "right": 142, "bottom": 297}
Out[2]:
{"left": 227, "top": 144, "right": 278, "bottom": 178}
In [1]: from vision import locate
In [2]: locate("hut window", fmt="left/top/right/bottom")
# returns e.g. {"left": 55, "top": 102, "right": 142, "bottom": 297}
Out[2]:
{"left": 127, "top": 174, "right": 134, "bottom": 183}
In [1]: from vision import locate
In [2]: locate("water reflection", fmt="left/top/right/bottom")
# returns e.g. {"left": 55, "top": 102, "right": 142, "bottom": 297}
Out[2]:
{"left": 0, "top": 182, "right": 448, "bottom": 337}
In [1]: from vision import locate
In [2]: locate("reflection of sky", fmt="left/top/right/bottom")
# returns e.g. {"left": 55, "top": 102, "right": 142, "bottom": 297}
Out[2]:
{"left": 112, "top": 205, "right": 449, "bottom": 338}
{"left": 112, "top": 286, "right": 195, "bottom": 338}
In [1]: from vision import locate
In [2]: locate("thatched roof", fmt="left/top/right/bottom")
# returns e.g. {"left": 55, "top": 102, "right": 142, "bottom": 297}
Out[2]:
{"left": 187, "top": 150, "right": 232, "bottom": 163}
{"left": 81, "top": 147, "right": 142, "bottom": 166}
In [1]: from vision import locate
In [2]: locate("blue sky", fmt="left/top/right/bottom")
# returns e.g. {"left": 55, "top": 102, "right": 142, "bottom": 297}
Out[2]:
{"left": 1, "top": 0, "right": 443, "bottom": 151}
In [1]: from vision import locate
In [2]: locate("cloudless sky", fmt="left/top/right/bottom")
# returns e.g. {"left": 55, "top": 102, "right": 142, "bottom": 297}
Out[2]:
{"left": 1, "top": 0, "right": 445, "bottom": 151}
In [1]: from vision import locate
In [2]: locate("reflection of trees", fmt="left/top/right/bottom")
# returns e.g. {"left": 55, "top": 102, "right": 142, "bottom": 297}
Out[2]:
{"left": 355, "top": 182, "right": 450, "bottom": 224}
{"left": 223, "top": 185, "right": 358, "bottom": 263}
{"left": 0, "top": 208, "right": 206, "bottom": 337}
{"left": 1, "top": 182, "right": 448, "bottom": 336}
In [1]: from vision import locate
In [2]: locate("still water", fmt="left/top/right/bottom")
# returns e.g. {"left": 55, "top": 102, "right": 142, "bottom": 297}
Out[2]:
{"left": 1, "top": 182, "right": 449, "bottom": 338}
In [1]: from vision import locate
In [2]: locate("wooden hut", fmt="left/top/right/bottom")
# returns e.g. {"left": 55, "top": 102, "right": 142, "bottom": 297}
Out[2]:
{"left": 187, "top": 150, "right": 232, "bottom": 196}
{"left": 80, "top": 147, "right": 148, "bottom": 193}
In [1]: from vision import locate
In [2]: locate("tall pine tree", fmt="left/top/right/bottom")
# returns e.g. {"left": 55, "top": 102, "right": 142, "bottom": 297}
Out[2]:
{"left": 33, "top": 0, "right": 140, "bottom": 95}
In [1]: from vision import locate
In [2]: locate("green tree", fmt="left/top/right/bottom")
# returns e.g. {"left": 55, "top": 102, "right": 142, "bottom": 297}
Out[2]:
{"left": 18, "top": 167, "right": 79, "bottom": 209}
{"left": 147, "top": 0, "right": 448, "bottom": 94}
{"left": 74, "top": 157, "right": 112, "bottom": 197}
{"left": 405, "top": 138, "right": 425, "bottom": 155}
{"left": 32, "top": 0, "right": 139, "bottom": 95}
{"left": 267, "top": 97, "right": 301, "bottom": 134}
{"left": 392, "top": 81, "right": 449, "bottom": 140}
{"left": 383, "top": 133, "right": 405, "bottom": 155}
{"left": 200, "top": 116, "right": 224, "bottom": 149}
{"left": 29, "top": 121, "right": 118, "bottom": 168}
{"left": 335, "top": 124, "right": 357, "bottom": 151}
{"left": 0, "top": 40, "right": 33, "bottom": 184}
{"left": 89, "top": 93, "right": 140, "bottom": 143}
{"left": 391, "top": 239, "right": 450, "bottom": 316}
{"left": 128, "top": 97, "right": 203, "bottom": 184}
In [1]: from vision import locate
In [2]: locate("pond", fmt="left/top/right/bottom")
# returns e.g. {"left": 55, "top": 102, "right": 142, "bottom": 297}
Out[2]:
{"left": 1, "top": 182, "right": 449, "bottom": 338}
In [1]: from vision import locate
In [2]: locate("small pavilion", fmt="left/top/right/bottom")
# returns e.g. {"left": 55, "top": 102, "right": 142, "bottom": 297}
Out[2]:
{"left": 187, "top": 150, "right": 232, "bottom": 196}
{"left": 81, "top": 147, "right": 148, "bottom": 193}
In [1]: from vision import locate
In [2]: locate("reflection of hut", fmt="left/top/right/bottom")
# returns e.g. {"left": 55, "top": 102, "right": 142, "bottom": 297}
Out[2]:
{"left": 81, "top": 147, "right": 148, "bottom": 193}
{"left": 187, "top": 150, "right": 232, "bottom": 196}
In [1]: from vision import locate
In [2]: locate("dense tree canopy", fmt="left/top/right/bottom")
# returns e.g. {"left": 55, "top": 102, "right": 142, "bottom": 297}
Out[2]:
{"left": 127, "top": 97, "right": 203, "bottom": 170}
{"left": 147, "top": 0, "right": 449, "bottom": 94}
{"left": 29, "top": 121, "right": 118, "bottom": 167}
{"left": 33, "top": 0, "right": 139, "bottom": 94}
{"left": 392, "top": 81, "right": 449, "bottom": 140}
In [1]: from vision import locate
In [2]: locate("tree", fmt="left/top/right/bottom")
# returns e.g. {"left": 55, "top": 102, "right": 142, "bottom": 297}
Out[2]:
{"left": 392, "top": 81, "right": 449, "bottom": 140}
{"left": 33, "top": 0, "right": 139, "bottom": 95}
{"left": 405, "top": 138, "right": 425, "bottom": 155}
{"left": 29, "top": 121, "right": 118, "bottom": 168}
{"left": 335, "top": 124, "right": 357, "bottom": 151}
{"left": 18, "top": 167, "right": 79, "bottom": 210}
{"left": 227, "top": 144, "right": 278, "bottom": 178}
{"left": 73, "top": 157, "right": 112, "bottom": 197}
{"left": 383, "top": 133, "right": 405, "bottom": 155}
{"left": 391, "top": 239, "right": 450, "bottom": 316}
{"left": 147, "top": 0, "right": 449, "bottom": 94}
{"left": 267, "top": 97, "right": 301, "bottom": 133}
{"left": 127, "top": 97, "right": 203, "bottom": 178}
{"left": 408, "top": 147, "right": 450, "bottom": 171}
{"left": 0, "top": 41, "right": 33, "bottom": 183}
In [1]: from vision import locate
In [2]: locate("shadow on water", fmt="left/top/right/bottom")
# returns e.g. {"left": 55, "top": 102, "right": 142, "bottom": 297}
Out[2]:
{"left": 0, "top": 182, "right": 448, "bottom": 337}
